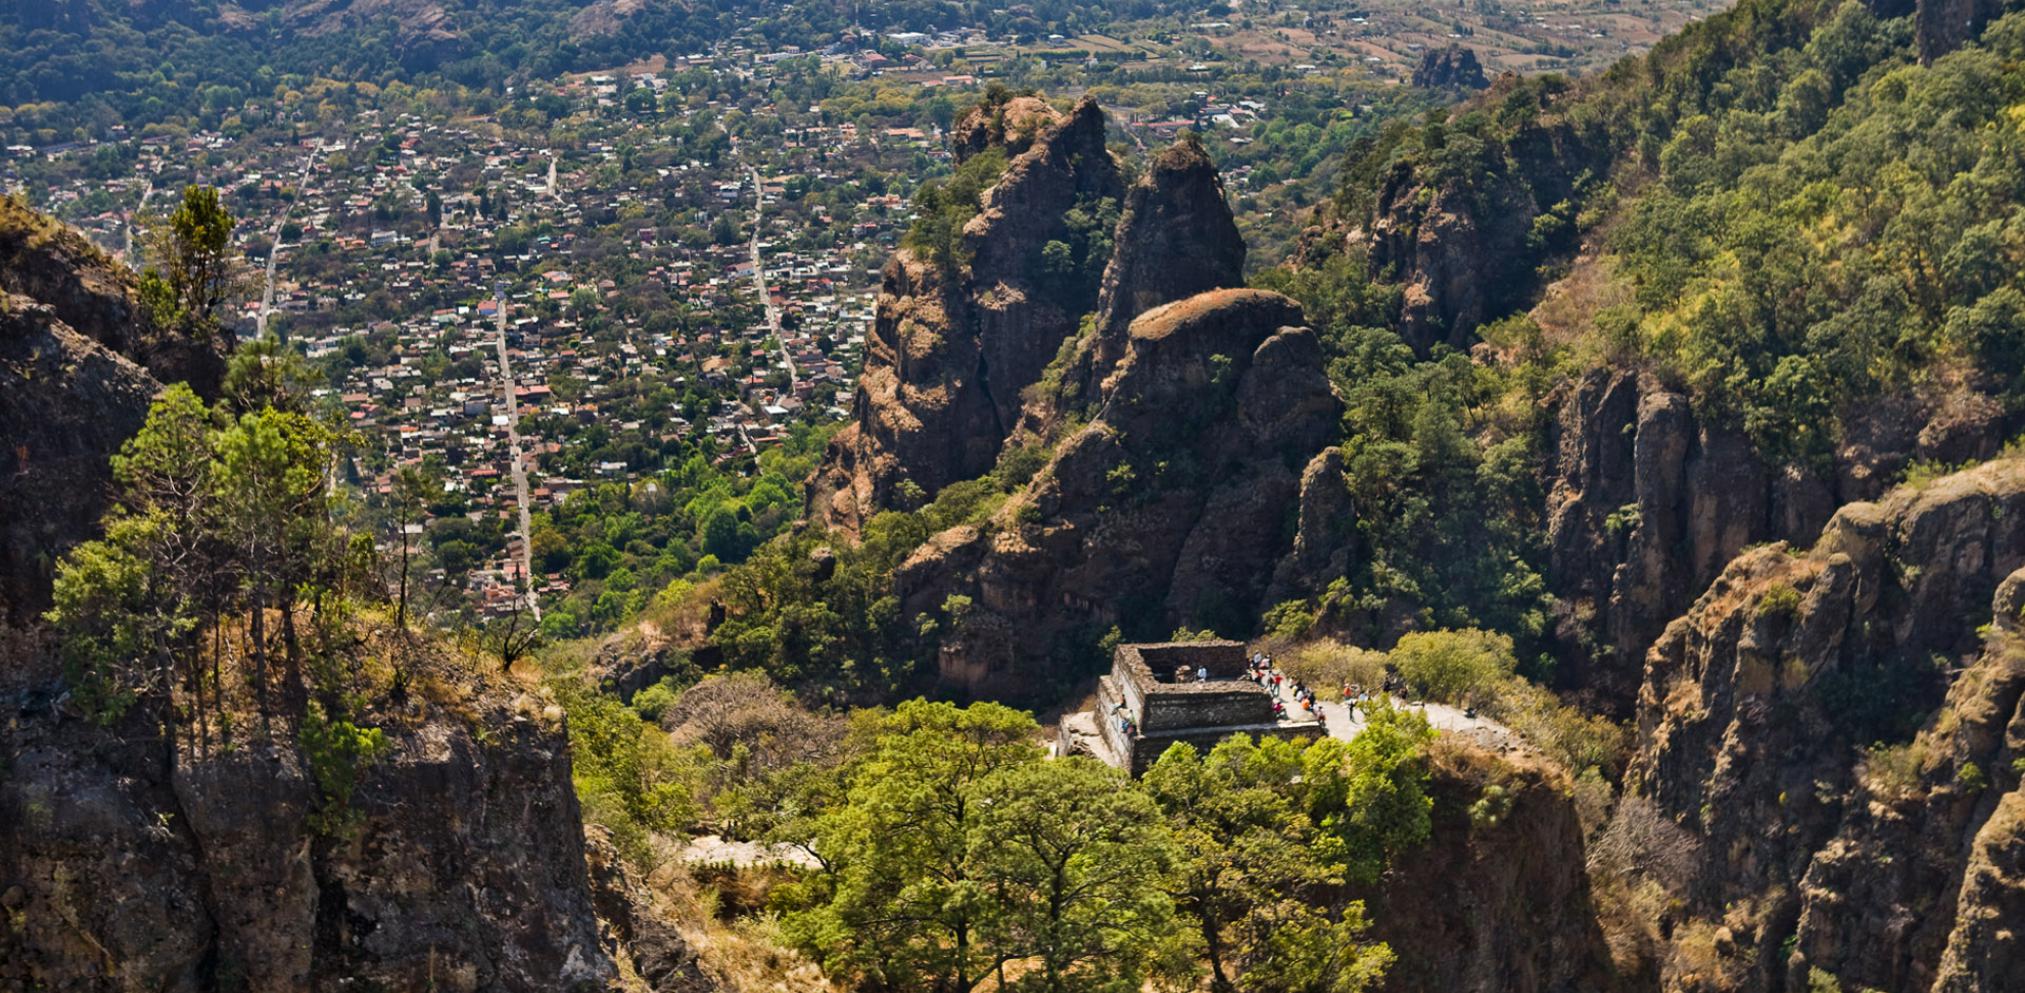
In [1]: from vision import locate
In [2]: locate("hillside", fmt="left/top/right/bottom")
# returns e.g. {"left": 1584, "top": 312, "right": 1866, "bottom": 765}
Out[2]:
{"left": 0, "top": 203, "right": 709, "bottom": 992}
{"left": 0, "top": 0, "right": 1228, "bottom": 139}
{"left": 684, "top": 0, "right": 2025, "bottom": 985}
{"left": 9, "top": 0, "right": 2025, "bottom": 988}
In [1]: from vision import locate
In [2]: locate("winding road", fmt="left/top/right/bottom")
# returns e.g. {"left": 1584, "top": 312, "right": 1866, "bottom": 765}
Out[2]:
{"left": 744, "top": 165, "right": 798, "bottom": 392}
{"left": 493, "top": 295, "right": 541, "bottom": 622}
{"left": 257, "top": 141, "right": 321, "bottom": 341}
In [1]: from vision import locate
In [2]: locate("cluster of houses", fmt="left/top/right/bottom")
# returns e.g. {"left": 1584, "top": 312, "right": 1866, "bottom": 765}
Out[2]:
{"left": 10, "top": 52, "right": 947, "bottom": 617}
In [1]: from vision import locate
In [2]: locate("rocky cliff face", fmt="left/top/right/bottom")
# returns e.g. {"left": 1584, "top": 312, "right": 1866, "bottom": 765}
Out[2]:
{"left": 0, "top": 201, "right": 694, "bottom": 993}
{"left": 807, "top": 98, "right": 1124, "bottom": 533}
{"left": 1015, "top": 136, "right": 1247, "bottom": 443}
{"left": 1618, "top": 458, "right": 2025, "bottom": 992}
{"left": 1088, "top": 139, "right": 1246, "bottom": 370}
{"left": 0, "top": 654, "right": 708, "bottom": 993}
{"left": 896, "top": 289, "right": 1341, "bottom": 695}
{"left": 0, "top": 202, "right": 230, "bottom": 622}
{"left": 1362, "top": 110, "right": 1604, "bottom": 356}
{"left": 1544, "top": 367, "right": 2006, "bottom": 712}
{"left": 0, "top": 675, "right": 647, "bottom": 992}
{"left": 1369, "top": 741, "right": 1621, "bottom": 993}
{"left": 1916, "top": 0, "right": 2022, "bottom": 60}
{"left": 0, "top": 196, "right": 223, "bottom": 395}
{"left": 1412, "top": 45, "right": 1492, "bottom": 89}
{"left": 0, "top": 295, "right": 162, "bottom": 622}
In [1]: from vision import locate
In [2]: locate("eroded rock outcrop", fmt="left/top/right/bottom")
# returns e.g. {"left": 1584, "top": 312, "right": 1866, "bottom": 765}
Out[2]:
{"left": 1786, "top": 566, "right": 2025, "bottom": 993}
{"left": 0, "top": 666, "right": 660, "bottom": 992}
{"left": 0, "top": 295, "right": 163, "bottom": 622}
{"left": 1544, "top": 367, "right": 2006, "bottom": 712}
{"left": 1619, "top": 458, "right": 2025, "bottom": 992}
{"left": 1916, "top": 0, "right": 2023, "bottom": 60}
{"left": 897, "top": 289, "right": 1340, "bottom": 695}
{"left": 1356, "top": 107, "right": 1609, "bottom": 355}
{"left": 951, "top": 95, "right": 1065, "bottom": 162}
{"left": 584, "top": 828, "right": 716, "bottom": 993}
{"left": 1369, "top": 742, "right": 1621, "bottom": 993}
{"left": 1089, "top": 138, "right": 1246, "bottom": 366}
{"left": 0, "top": 197, "right": 226, "bottom": 395}
{"left": 808, "top": 98, "right": 1124, "bottom": 533}
{"left": 1412, "top": 45, "right": 1492, "bottom": 90}
{"left": 0, "top": 202, "right": 231, "bottom": 622}
{"left": 1016, "top": 135, "right": 1247, "bottom": 442}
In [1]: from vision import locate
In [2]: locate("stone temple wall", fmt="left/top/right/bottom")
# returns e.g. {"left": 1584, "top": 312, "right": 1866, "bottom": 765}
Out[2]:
{"left": 1115, "top": 641, "right": 1275, "bottom": 731}
{"left": 1074, "top": 666, "right": 1325, "bottom": 774}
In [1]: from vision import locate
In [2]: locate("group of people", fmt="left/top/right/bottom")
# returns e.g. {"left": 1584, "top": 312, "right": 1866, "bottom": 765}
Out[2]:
{"left": 1246, "top": 653, "right": 1326, "bottom": 721}
{"left": 1106, "top": 650, "right": 1408, "bottom": 739}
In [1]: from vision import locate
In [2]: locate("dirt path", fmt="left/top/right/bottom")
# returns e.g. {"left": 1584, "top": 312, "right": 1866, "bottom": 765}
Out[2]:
{"left": 257, "top": 141, "right": 320, "bottom": 340}
{"left": 679, "top": 834, "right": 820, "bottom": 869}
{"left": 493, "top": 294, "right": 541, "bottom": 622}
{"left": 1314, "top": 696, "right": 1521, "bottom": 751}
{"left": 744, "top": 164, "right": 798, "bottom": 392}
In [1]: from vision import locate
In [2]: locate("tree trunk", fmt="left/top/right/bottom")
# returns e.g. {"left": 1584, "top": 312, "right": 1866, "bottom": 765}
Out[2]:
{"left": 1204, "top": 910, "right": 1234, "bottom": 993}
{"left": 250, "top": 587, "right": 270, "bottom": 733}
{"left": 280, "top": 596, "right": 306, "bottom": 716}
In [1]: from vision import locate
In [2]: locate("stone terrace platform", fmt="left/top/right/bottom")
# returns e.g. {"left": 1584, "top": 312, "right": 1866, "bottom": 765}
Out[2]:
{"left": 1058, "top": 640, "right": 1324, "bottom": 775}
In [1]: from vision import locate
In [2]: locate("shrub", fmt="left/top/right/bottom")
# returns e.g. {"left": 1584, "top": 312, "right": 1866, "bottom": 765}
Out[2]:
{"left": 1860, "top": 740, "right": 1929, "bottom": 799}
{"left": 1389, "top": 629, "right": 1518, "bottom": 705}
{"left": 1280, "top": 639, "right": 1389, "bottom": 697}
{"left": 300, "top": 703, "right": 392, "bottom": 837}
{"left": 1758, "top": 582, "right": 1802, "bottom": 619}
{"left": 631, "top": 678, "right": 681, "bottom": 721}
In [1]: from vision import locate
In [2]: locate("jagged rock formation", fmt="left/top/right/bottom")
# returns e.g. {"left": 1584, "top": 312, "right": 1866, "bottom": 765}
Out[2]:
{"left": 807, "top": 98, "right": 1124, "bottom": 533}
{"left": 0, "top": 296, "right": 162, "bottom": 623}
{"left": 1016, "top": 135, "right": 1248, "bottom": 442}
{"left": 1412, "top": 45, "right": 1491, "bottom": 90}
{"left": 1789, "top": 572, "right": 2025, "bottom": 993}
{"left": 589, "top": 620, "right": 707, "bottom": 704}
{"left": 1544, "top": 368, "right": 2006, "bottom": 711}
{"left": 951, "top": 95, "right": 1065, "bottom": 162}
{"left": 1362, "top": 111, "right": 1608, "bottom": 355}
{"left": 585, "top": 829, "right": 716, "bottom": 993}
{"left": 1089, "top": 138, "right": 1246, "bottom": 361}
{"left": 0, "top": 674, "right": 645, "bottom": 992}
{"left": 1369, "top": 742, "right": 1621, "bottom": 993}
{"left": 1265, "top": 447, "right": 1358, "bottom": 607}
{"left": 0, "top": 201, "right": 230, "bottom": 621}
{"left": 0, "top": 199, "right": 699, "bottom": 993}
{"left": 1619, "top": 458, "right": 2025, "bottom": 992}
{"left": 0, "top": 197, "right": 228, "bottom": 396}
{"left": 897, "top": 289, "right": 1341, "bottom": 695}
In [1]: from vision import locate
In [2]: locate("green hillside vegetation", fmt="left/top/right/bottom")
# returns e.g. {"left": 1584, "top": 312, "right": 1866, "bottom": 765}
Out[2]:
{"left": 656, "top": 0, "right": 2025, "bottom": 757}
{"left": 1254, "top": 0, "right": 2025, "bottom": 666}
